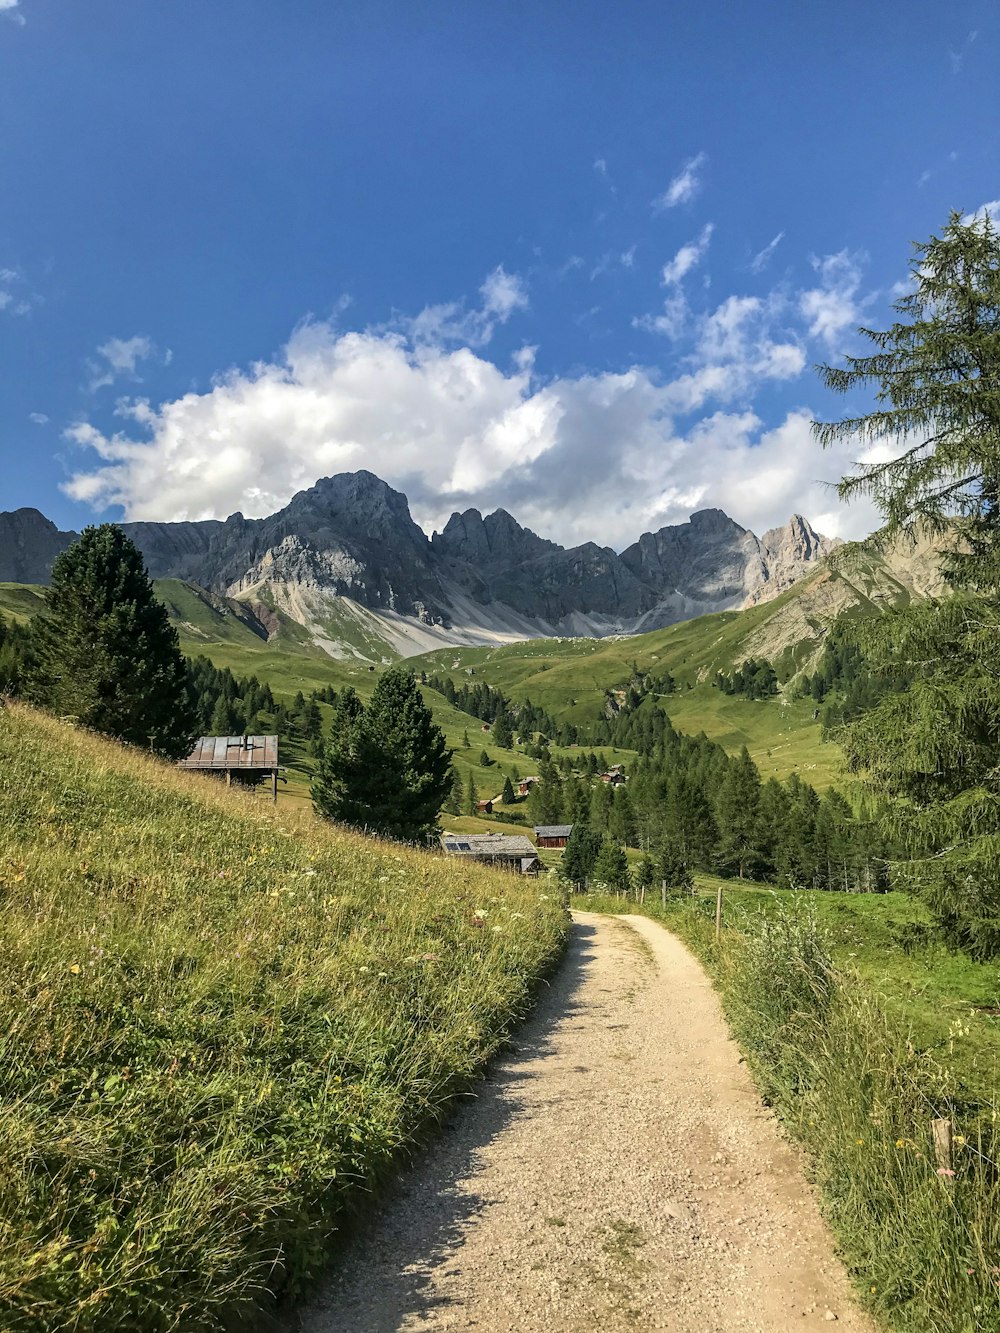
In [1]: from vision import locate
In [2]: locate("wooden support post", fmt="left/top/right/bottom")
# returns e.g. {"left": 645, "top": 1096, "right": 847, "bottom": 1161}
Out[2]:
{"left": 661, "top": 878, "right": 667, "bottom": 909}
{"left": 225, "top": 769, "right": 232, "bottom": 788}
{"left": 640, "top": 885, "right": 646, "bottom": 905}
{"left": 715, "top": 883, "right": 723, "bottom": 942}
{"left": 932, "top": 1118, "right": 953, "bottom": 1174}
{"left": 271, "top": 770, "right": 278, "bottom": 805}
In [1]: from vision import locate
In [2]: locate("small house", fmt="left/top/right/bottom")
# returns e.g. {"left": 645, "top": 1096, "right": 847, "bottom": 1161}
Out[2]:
{"left": 476, "top": 799, "right": 494, "bottom": 815}
{"left": 534, "top": 824, "right": 573, "bottom": 849}
{"left": 178, "top": 735, "right": 283, "bottom": 803}
{"left": 517, "top": 775, "right": 541, "bottom": 796}
{"left": 439, "top": 832, "right": 542, "bottom": 876}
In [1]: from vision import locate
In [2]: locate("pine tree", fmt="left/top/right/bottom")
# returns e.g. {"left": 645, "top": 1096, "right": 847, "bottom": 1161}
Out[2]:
{"left": 479, "top": 749, "right": 493, "bottom": 768}
{"left": 466, "top": 772, "right": 479, "bottom": 814}
{"left": 210, "top": 695, "right": 239, "bottom": 736}
{"left": 501, "top": 775, "right": 516, "bottom": 804}
{"left": 444, "top": 768, "right": 464, "bottom": 815}
{"left": 658, "top": 839, "right": 693, "bottom": 893}
{"left": 492, "top": 711, "right": 514, "bottom": 749}
{"left": 714, "top": 747, "right": 762, "bottom": 878}
{"left": 27, "top": 525, "right": 196, "bottom": 758}
{"left": 813, "top": 211, "right": 1000, "bottom": 952}
{"left": 592, "top": 838, "right": 631, "bottom": 892}
{"left": 561, "top": 823, "right": 603, "bottom": 886}
{"left": 312, "top": 671, "right": 451, "bottom": 842}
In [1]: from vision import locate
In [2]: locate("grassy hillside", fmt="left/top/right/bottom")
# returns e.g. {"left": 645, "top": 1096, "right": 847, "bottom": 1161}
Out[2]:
{"left": 0, "top": 703, "right": 566, "bottom": 1331}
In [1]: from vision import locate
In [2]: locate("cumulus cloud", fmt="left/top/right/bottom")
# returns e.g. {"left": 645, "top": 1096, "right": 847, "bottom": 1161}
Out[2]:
{"left": 661, "top": 223, "right": 714, "bottom": 286}
{"left": 0, "top": 0, "right": 26, "bottom": 25}
{"left": 653, "top": 152, "right": 707, "bottom": 211}
{"left": 0, "top": 265, "right": 37, "bottom": 315}
{"left": 28, "top": 412, "right": 49, "bottom": 425}
{"left": 86, "top": 335, "right": 158, "bottom": 391}
{"left": 63, "top": 266, "right": 877, "bottom": 549}
{"left": 799, "top": 251, "right": 867, "bottom": 350}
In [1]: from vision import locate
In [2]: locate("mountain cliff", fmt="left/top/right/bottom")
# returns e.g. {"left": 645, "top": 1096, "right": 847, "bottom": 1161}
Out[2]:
{"left": 0, "top": 471, "right": 840, "bottom": 658}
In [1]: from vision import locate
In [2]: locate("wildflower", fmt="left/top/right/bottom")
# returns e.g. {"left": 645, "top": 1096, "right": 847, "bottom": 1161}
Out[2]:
{"left": 870, "top": 1286, "right": 876, "bottom": 1294}
{"left": 955, "top": 1134, "right": 967, "bottom": 1146}
{"left": 936, "top": 1167, "right": 956, "bottom": 1177}
{"left": 473, "top": 909, "right": 487, "bottom": 920}
{"left": 69, "top": 963, "right": 81, "bottom": 975}
{"left": 895, "top": 1139, "right": 906, "bottom": 1148}
{"left": 856, "top": 1138, "right": 864, "bottom": 1146}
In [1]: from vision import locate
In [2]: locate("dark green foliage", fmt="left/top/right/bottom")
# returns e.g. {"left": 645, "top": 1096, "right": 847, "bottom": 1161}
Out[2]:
{"left": 560, "top": 822, "right": 603, "bottom": 885}
{"left": 658, "top": 840, "right": 693, "bottom": 892}
{"left": 492, "top": 711, "right": 513, "bottom": 749}
{"left": 426, "top": 675, "right": 563, "bottom": 743}
{"left": 0, "top": 611, "right": 32, "bottom": 697}
{"left": 814, "top": 211, "right": 1000, "bottom": 952}
{"left": 444, "top": 768, "right": 464, "bottom": 815}
{"left": 311, "top": 671, "right": 452, "bottom": 843}
{"left": 714, "top": 747, "right": 762, "bottom": 878}
{"left": 592, "top": 838, "right": 630, "bottom": 891}
{"left": 501, "top": 776, "right": 516, "bottom": 804}
{"left": 27, "top": 526, "right": 196, "bottom": 759}
{"left": 479, "top": 749, "right": 493, "bottom": 768}
{"left": 715, "top": 657, "right": 778, "bottom": 700}
{"left": 466, "top": 771, "right": 479, "bottom": 814}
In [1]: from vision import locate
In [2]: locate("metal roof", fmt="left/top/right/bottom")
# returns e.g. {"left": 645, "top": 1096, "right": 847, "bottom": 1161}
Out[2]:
{"left": 178, "top": 735, "right": 279, "bottom": 771}
{"left": 533, "top": 825, "right": 573, "bottom": 838}
{"left": 440, "top": 832, "right": 538, "bottom": 858}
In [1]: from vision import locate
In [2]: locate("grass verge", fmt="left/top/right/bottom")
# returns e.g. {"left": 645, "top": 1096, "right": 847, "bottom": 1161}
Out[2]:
{"left": 578, "top": 887, "right": 1000, "bottom": 1332}
{"left": 0, "top": 703, "right": 567, "bottom": 1332}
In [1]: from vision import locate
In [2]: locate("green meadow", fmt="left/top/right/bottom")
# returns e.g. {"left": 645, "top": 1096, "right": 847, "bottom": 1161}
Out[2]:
{"left": 0, "top": 703, "right": 566, "bottom": 1331}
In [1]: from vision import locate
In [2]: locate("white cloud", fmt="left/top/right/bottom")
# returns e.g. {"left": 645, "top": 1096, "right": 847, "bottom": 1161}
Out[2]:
{"left": 799, "top": 251, "right": 866, "bottom": 350}
{"left": 63, "top": 265, "right": 876, "bottom": 549}
{"left": 653, "top": 152, "right": 707, "bottom": 211}
{"left": 86, "top": 335, "right": 158, "bottom": 391}
{"left": 661, "top": 223, "right": 714, "bottom": 285}
{"left": 593, "top": 157, "right": 608, "bottom": 176}
{"left": 750, "top": 231, "right": 785, "bottom": 273}
{"left": 403, "top": 265, "right": 527, "bottom": 348}
{"left": 0, "top": 265, "right": 37, "bottom": 315}
{"left": 0, "top": 0, "right": 26, "bottom": 24}
{"left": 28, "top": 412, "right": 49, "bottom": 425}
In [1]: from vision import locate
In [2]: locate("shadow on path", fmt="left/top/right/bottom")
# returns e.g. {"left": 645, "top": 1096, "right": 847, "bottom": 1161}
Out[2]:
{"left": 288, "top": 919, "right": 600, "bottom": 1332}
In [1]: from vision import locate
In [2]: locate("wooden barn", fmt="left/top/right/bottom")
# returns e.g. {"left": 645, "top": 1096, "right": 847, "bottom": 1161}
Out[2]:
{"left": 440, "top": 832, "right": 541, "bottom": 876}
{"left": 534, "top": 823, "right": 573, "bottom": 849}
{"left": 178, "top": 735, "right": 283, "bottom": 803}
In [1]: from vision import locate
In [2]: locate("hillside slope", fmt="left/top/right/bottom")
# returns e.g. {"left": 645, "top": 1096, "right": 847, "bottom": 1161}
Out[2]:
{"left": 0, "top": 704, "right": 565, "bottom": 1331}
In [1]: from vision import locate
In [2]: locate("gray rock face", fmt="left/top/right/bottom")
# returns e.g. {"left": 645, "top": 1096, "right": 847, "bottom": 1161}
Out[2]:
{"left": 0, "top": 472, "right": 837, "bottom": 644}
{"left": 0, "top": 508, "right": 78, "bottom": 583}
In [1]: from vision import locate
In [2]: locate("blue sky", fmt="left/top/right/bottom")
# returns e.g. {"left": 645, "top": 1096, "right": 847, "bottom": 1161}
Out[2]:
{"left": 1, "top": 0, "right": 998, "bottom": 547}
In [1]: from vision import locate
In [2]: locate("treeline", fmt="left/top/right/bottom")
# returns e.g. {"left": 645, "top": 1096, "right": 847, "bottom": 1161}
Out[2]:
{"left": 715, "top": 657, "right": 778, "bottom": 699}
{"left": 186, "top": 657, "right": 328, "bottom": 749}
{"left": 545, "top": 706, "right": 887, "bottom": 892}
{"left": 425, "top": 674, "right": 568, "bottom": 747}
{"left": 792, "top": 627, "right": 916, "bottom": 730}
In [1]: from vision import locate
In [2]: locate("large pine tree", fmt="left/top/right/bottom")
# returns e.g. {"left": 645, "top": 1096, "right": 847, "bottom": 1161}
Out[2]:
{"left": 27, "top": 525, "right": 195, "bottom": 758}
{"left": 311, "top": 670, "right": 452, "bottom": 843}
{"left": 814, "top": 210, "right": 1000, "bottom": 952}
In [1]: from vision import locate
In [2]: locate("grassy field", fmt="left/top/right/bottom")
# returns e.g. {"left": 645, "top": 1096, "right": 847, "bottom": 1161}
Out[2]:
{"left": 578, "top": 883, "right": 1000, "bottom": 1331}
{"left": 0, "top": 703, "right": 567, "bottom": 1332}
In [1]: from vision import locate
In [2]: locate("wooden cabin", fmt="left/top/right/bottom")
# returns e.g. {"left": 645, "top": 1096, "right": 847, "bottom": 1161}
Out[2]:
{"left": 534, "top": 824, "right": 573, "bottom": 849}
{"left": 178, "top": 735, "right": 283, "bottom": 803}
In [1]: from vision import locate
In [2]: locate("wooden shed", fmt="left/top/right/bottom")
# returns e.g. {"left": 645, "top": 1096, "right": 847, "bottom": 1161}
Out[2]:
{"left": 534, "top": 824, "right": 573, "bottom": 849}
{"left": 178, "top": 735, "right": 283, "bottom": 803}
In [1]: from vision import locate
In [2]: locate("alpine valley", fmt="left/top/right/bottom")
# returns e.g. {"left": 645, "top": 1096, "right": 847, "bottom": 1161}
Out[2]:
{"left": 1, "top": 469, "right": 848, "bottom": 661}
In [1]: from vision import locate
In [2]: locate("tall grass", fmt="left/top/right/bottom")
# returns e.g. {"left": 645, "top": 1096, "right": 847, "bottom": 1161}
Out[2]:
{"left": 580, "top": 890, "right": 1000, "bottom": 1332}
{"left": 0, "top": 704, "right": 566, "bottom": 1331}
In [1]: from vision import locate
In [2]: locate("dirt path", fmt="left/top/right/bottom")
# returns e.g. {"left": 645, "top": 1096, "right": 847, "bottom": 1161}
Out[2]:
{"left": 296, "top": 912, "right": 873, "bottom": 1332}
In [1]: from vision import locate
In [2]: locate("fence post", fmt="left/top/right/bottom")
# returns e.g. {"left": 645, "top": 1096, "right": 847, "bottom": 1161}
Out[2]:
{"left": 715, "top": 883, "right": 723, "bottom": 942}
{"left": 661, "top": 878, "right": 666, "bottom": 909}
{"left": 931, "top": 1118, "right": 953, "bottom": 1175}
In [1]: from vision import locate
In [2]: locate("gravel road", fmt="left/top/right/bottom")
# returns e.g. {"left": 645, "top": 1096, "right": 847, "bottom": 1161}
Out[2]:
{"left": 295, "top": 911, "right": 873, "bottom": 1332}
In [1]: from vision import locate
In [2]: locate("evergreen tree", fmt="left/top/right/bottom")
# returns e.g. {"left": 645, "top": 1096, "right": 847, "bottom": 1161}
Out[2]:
{"left": 312, "top": 670, "right": 451, "bottom": 842}
{"left": 560, "top": 822, "right": 603, "bottom": 886}
{"left": 634, "top": 852, "right": 657, "bottom": 898}
{"left": 444, "top": 768, "right": 464, "bottom": 816}
{"left": 714, "top": 747, "right": 762, "bottom": 878}
{"left": 501, "top": 775, "right": 516, "bottom": 804}
{"left": 814, "top": 211, "right": 1000, "bottom": 951}
{"left": 492, "top": 711, "right": 514, "bottom": 749}
{"left": 210, "top": 694, "right": 239, "bottom": 736}
{"left": 466, "top": 772, "right": 479, "bottom": 813}
{"left": 592, "top": 838, "right": 631, "bottom": 892}
{"left": 479, "top": 749, "right": 493, "bottom": 767}
{"left": 462, "top": 729, "right": 470, "bottom": 748}
{"left": 27, "top": 525, "right": 195, "bottom": 758}
{"left": 658, "top": 839, "right": 694, "bottom": 893}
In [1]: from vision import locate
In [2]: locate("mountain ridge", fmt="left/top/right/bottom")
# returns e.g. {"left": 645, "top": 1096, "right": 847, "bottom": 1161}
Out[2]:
{"left": 0, "top": 471, "right": 841, "bottom": 658}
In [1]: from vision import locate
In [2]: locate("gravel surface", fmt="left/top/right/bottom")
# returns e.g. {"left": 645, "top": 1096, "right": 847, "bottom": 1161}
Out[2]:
{"left": 294, "top": 911, "right": 874, "bottom": 1332}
